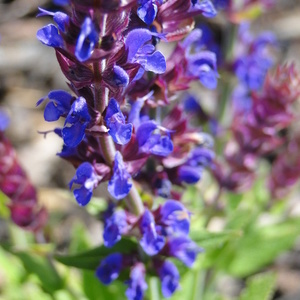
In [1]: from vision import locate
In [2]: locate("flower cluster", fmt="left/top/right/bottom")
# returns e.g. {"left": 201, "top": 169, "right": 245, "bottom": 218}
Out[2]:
{"left": 37, "top": 0, "right": 217, "bottom": 298}
{"left": 214, "top": 64, "right": 300, "bottom": 195}
{"left": 0, "top": 110, "right": 47, "bottom": 232}
{"left": 232, "top": 22, "right": 277, "bottom": 112}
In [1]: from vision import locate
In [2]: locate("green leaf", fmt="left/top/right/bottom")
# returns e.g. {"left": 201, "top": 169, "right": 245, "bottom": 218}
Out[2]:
{"left": 10, "top": 250, "right": 63, "bottom": 294}
{"left": 82, "top": 270, "right": 126, "bottom": 300}
{"left": 239, "top": 272, "right": 276, "bottom": 300}
{"left": 55, "top": 238, "right": 137, "bottom": 270}
{"left": 225, "top": 209, "right": 258, "bottom": 231}
{"left": 226, "top": 192, "right": 243, "bottom": 212}
{"left": 170, "top": 268, "right": 205, "bottom": 300}
{"left": 0, "top": 190, "right": 9, "bottom": 218}
{"left": 191, "top": 230, "right": 242, "bottom": 251}
{"left": 68, "top": 221, "right": 91, "bottom": 254}
{"left": 0, "top": 246, "right": 24, "bottom": 283}
{"left": 228, "top": 218, "right": 300, "bottom": 277}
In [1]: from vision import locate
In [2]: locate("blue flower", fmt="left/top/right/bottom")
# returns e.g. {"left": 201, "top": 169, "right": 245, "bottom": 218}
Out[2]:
{"left": 0, "top": 109, "right": 9, "bottom": 131}
{"left": 234, "top": 24, "right": 277, "bottom": 92}
{"left": 126, "top": 263, "right": 148, "bottom": 300}
{"left": 137, "top": 0, "right": 161, "bottom": 25}
{"left": 178, "top": 165, "right": 203, "bottom": 184}
{"left": 53, "top": 0, "right": 69, "bottom": 5}
{"left": 191, "top": 0, "right": 217, "bottom": 18}
{"left": 105, "top": 98, "right": 133, "bottom": 145}
{"left": 159, "top": 200, "right": 190, "bottom": 236}
{"left": 183, "top": 94, "right": 202, "bottom": 113}
{"left": 139, "top": 209, "right": 165, "bottom": 256}
{"left": 112, "top": 65, "right": 130, "bottom": 87}
{"left": 69, "top": 162, "right": 98, "bottom": 206}
{"left": 235, "top": 54, "right": 273, "bottom": 91}
{"left": 212, "top": 0, "right": 230, "bottom": 9}
{"left": 181, "top": 29, "right": 218, "bottom": 89}
{"left": 37, "top": 8, "right": 69, "bottom": 32}
{"left": 136, "top": 121, "right": 173, "bottom": 157}
{"left": 128, "top": 98, "right": 173, "bottom": 157}
{"left": 159, "top": 260, "right": 180, "bottom": 298}
{"left": 103, "top": 209, "right": 128, "bottom": 248}
{"left": 96, "top": 253, "right": 123, "bottom": 285}
{"left": 37, "top": 24, "right": 64, "bottom": 48}
{"left": 62, "top": 97, "right": 92, "bottom": 147}
{"left": 108, "top": 152, "right": 132, "bottom": 200}
{"left": 188, "top": 51, "right": 218, "bottom": 89}
{"left": 167, "top": 236, "right": 203, "bottom": 267}
{"left": 37, "top": 90, "right": 73, "bottom": 122}
{"left": 189, "top": 147, "right": 215, "bottom": 167}
{"left": 75, "top": 17, "right": 98, "bottom": 62}
{"left": 178, "top": 147, "right": 214, "bottom": 184}
{"left": 125, "top": 29, "right": 166, "bottom": 79}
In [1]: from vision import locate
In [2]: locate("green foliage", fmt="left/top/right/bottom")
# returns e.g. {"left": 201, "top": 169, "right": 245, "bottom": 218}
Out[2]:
{"left": 55, "top": 238, "right": 137, "bottom": 270}
{"left": 239, "top": 272, "right": 276, "bottom": 300}
{"left": 191, "top": 229, "right": 243, "bottom": 251}
{"left": 228, "top": 217, "right": 300, "bottom": 277}
{"left": 82, "top": 270, "right": 126, "bottom": 300}
{"left": 0, "top": 190, "right": 10, "bottom": 219}
{"left": 9, "top": 249, "right": 64, "bottom": 294}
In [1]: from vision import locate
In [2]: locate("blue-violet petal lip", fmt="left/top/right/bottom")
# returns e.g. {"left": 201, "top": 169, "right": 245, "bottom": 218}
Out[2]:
{"left": 37, "top": 24, "right": 64, "bottom": 48}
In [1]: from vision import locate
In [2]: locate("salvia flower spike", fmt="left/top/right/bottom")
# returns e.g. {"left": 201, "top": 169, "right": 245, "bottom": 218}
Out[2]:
{"left": 37, "top": 0, "right": 217, "bottom": 298}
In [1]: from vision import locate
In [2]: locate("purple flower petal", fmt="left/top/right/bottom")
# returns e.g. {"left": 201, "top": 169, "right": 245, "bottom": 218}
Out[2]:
{"left": 139, "top": 209, "right": 165, "bottom": 256}
{"left": 62, "top": 97, "right": 91, "bottom": 147}
{"left": 159, "top": 260, "right": 180, "bottom": 298}
{"left": 199, "top": 67, "right": 218, "bottom": 89}
{"left": 113, "top": 65, "right": 129, "bottom": 87}
{"left": 178, "top": 165, "right": 203, "bottom": 184}
{"left": 37, "top": 8, "right": 69, "bottom": 32}
{"left": 181, "top": 28, "right": 202, "bottom": 50}
{"left": 189, "top": 147, "right": 215, "bottom": 167}
{"left": 148, "top": 135, "right": 173, "bottom": 156}
{"left": 136, "top": 120, "right": 157, "bottom": 146}
{"left": 137, "top": 0, "right": 158, "bottom": 25}
{"left": 188, "top": 51, "right": 218, "bottom": 89}
{"left": 75, "top": 17, "right": 98, "bottom": 62}
{"left": 44, "top": 102, "right": 62, "bottom": 121}
{"left": 0, "top": 110, "right": 10, "bottom": 131}
{"left": 126, "top": 264, "right": 148, "bottom": 300}
{"left": 160, "top": 200, "right": 190, "bottom": 236}
{"left": 69, "top": 162, "right": 98, "bottom": 206}
{"left": 37, "top": 24, "right": 63, "bottom": 48}
{"left": 48, "top": 90, "right": 73, "bottom": 108}
{"left": 103, "top": 210, "right": 128, "bottom": 248}
{"left": 53, "top": 0, "right": 69, "bottom": 5}
{"left": 167, "top": 236, "right": 203, "bottom": 267}
{"left": 145, "top": 50, "right": 166, "bottom": 74}
{"left": 108, "top": 152, "right": 132, "bottom": 200}
{"left": 105, "top": 98, "right": 133, "bottom": 145}
{"left": 96, "top": 253, "right": 122, "bottom": 285}
{"left": 125, "top": 29, "right": 153, "bottom": 61}
{"left": 43, "top": 90, "right": 73, "bottom": 121}
{"left": 193, "top": 0, "right": 217, "bottom": 18}
{"left": 62, "top": 123, "right": 86, "bottom": 147}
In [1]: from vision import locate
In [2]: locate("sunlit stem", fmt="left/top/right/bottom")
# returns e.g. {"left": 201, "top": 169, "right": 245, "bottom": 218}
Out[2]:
{"left": 94, "top": 13, "right": 144, "bottom": 216}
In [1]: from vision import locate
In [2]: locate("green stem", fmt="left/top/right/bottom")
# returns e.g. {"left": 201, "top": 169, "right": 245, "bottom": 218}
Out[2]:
{"left": 99, "top": 134, "right": 116, "bottom": 166}
{"left": 149, "top": 277, "right": 160, "bottom": 300}
{"left": 92, "top": 14, "right": 144, "bottom": 217}
{"left": 126, "top": 184, "right": 145, "bottom": 216}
